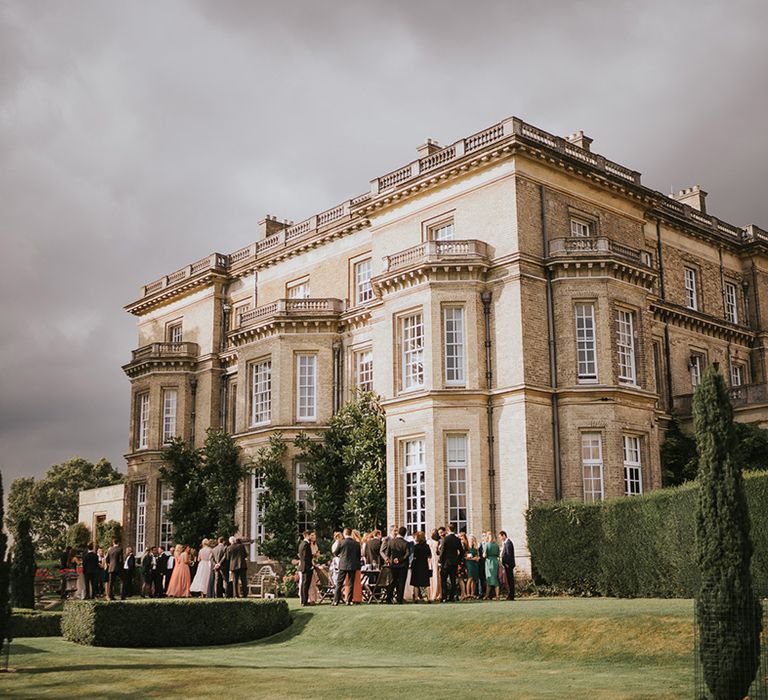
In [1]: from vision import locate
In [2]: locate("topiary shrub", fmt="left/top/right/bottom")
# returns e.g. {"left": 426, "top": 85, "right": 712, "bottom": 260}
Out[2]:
{"left": 96, "top": 520, "right": 122, "bottom": 550}
{"left": 61, "top": 598, "right": 290, "bottom": 647}
{"left": 66, "top": 522, "right": 91, "bottom": 553}
{"left": 10, "top": 609, "right": 62, "bottom": 637}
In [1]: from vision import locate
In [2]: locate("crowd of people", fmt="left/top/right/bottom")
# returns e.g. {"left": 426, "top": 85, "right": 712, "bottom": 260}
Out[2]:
{"left": 298, "top": 524, "right": 516, "bottom": 606}
{"left": 63, "top": 536, "right": 253, "bottom": 600}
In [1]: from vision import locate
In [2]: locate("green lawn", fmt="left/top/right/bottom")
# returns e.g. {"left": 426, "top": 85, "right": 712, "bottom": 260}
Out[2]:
{"left": 1, "top": 598, "right": 693, "bottom": 699}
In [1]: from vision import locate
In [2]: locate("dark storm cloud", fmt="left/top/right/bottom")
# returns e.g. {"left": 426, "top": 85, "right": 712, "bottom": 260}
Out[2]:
{"left": 1, "top": 0, "right": 767, "bottom": 482}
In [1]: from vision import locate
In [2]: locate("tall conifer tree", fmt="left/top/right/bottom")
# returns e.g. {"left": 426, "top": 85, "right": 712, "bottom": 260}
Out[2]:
{"left": 694, "top": 365, "right": 762, "bottom": 699}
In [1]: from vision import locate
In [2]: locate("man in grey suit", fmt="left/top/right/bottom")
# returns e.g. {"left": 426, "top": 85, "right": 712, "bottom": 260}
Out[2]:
{"left": 332, "top": 528, "right": 361, "bottom": 606}
{"left": 211, "top": 536, "right": 229, "bottom": 597}
{"left": 227, "top": 537, "right": 249, "bottom": 598}
{"left": 105, "top": 538, "right": 123, "bottom": 601}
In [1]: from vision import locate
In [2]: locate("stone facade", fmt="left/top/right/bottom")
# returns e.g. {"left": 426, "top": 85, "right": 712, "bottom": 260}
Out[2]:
{"left": 120, "top": 116, "right": 768, "bottom": 571}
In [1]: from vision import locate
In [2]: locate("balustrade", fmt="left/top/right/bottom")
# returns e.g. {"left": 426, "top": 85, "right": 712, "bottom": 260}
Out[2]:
{"left": 383, "top": 239, "right": 489, "bottom": 272}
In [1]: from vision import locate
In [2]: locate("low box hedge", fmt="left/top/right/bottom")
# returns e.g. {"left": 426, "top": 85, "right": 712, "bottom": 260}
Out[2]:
{"left": 10, "top": 609, "right": 63, "bottom": 637}
{"left": 527, "top": 470, "right": 768, "bottom": 598}
{"left": 61, "top": 598, "right": 290, "bottom": 647}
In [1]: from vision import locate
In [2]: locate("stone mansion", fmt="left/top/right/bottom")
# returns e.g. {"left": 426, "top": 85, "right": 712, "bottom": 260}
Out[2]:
{"left": 121, "top": 115, "right": 768, "bottom": 570}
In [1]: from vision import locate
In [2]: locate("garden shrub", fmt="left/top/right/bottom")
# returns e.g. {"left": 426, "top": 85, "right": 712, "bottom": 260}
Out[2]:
{"left": 10, "top": 609, "right": 62, "bottom": 637}
{"left": 527, "top": 471, "right": 768, "bottom": 598}
{"left": 61, "top": 598, "right": 290, "bottom": 647}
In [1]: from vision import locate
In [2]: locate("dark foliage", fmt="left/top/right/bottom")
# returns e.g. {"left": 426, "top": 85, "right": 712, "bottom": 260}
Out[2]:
{"left": 61, "top": 599, "right": 290, "bottom": 647}
{"left": 10, "top": 609, "right": 62, "bottom": 637}
{"left": 10, "top": 517, "right": 36, "bottom": 609}
{"left": 0, "top": 473, "right": 12, "bottom": 656}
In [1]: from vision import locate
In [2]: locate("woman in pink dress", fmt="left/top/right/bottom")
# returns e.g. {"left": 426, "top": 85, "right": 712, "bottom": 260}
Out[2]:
{"left": 166, "top": 544, "right": 191, "bottom": 597}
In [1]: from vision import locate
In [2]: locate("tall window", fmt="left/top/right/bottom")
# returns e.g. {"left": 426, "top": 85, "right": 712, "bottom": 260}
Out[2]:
{"left": 250, "top": 360, "right": 272, "bottom": 426}
{"left": 430, "top": 220, "right": 454, "bottom": 241}
{"left": 287, "top": 279, "right": 310, "bottom": 299}
{"left": 575, "top": 303, "right": 597, "bottom": 382}
{"left": 296, "top": 463, "right": 313, "bottom": 533}
{"left": 570, "top": 218, "right": 593, "bottom": 237}
{"left": 250, "top": 472, "right": 266, "bottom": 559}
{"left": 162, "top": 389, "right": 177, "bottom": 444}
{"left": 690, "top": 353, "right": 704, "bottom": 388}
{"left": 731, "top": 363, "right": 744, "bottom": 387}
{"left": 581, "top": 433, "right": 604, "bottom": 502}
{"left": 137, "top": 393, "right": 149, "bottom": 450}
{"left": 446, "top": 435, "right": 468, "bottom": 533}
{"left": 167, "top": 321, "right": 182, "bottom": 344}
{"left": 684, "top": 267, "right": 698, "bottom": 310}
{"left": 725, "top": 282, "right": 738, "bottom": 323}
{"left": 296, "top": 354, "right": 317, "bottom": 421}
{"left": 354, "top": 259, "right": 373, "bottom": 305}
{"left": 444, "top": 307, "right": 466, "bottom": 386}
{"left": 158, "top": 482, "right": 174, "bottom": 550}
{"left": 228, "top": 381, "right": 238, "bottom": 434}
{"left": 616, "top": 309, "right": 637, "bottom": 385}
{"left": 355, "top": 349, "right": 373, "bottom": 393}
{"left": 404, "top": 439, "right": 426, "bottom": 535}
{"left": 401, "top": 312, "right": 424, "bottom": 391}
{"left": 623, "top": 435, "right": 643, "bottom": 496}
{"left": 135, "top": 483, "right": 147, "bottom": 554}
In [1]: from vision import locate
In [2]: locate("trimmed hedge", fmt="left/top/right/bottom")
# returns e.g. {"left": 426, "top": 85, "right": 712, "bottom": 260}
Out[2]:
{"left": 527, "top": 471, "right": 768, "bottom": 598}
{"left": 61, "top": 598, "right": 290, "bottom": 647}
{"left": 10, "top": 609, "right": 62, "bottom": 637}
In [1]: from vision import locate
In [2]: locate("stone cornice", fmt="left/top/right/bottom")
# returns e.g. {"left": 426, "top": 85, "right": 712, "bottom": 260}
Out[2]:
{"left": 651, "top": 300, "right": 755, "bottom": 345}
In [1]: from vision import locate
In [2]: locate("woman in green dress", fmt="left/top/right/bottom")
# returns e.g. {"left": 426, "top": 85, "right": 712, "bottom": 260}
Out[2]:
{"left": 483, "top": 532, "right": 500, "bottom": 600}
{"left": 466, "top": 534, "right": 480, "bottom": 599}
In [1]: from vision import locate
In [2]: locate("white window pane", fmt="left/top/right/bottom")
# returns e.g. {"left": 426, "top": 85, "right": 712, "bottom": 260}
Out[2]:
{"left": 444, "top": 307, "right": 465, "bottom": 385}
{"left": 159, "top": 482, "right": 174, "bottom": 551}
{"left": 355, "top": 349, "right": 373, "bottom": 393}
{"left": 251, "top": 360, "right": 272, "bottom": 425}
{"left": 570, "top": 219, "right": 592, "bottom": 237}
{"left": 135, "top": 483, "right": 147, "bottom": 554}
{"left": 162, "top": 389, "right": 177, "bottom": 444}
{"left": 684, "top": 268, "right": 698, "bottom": 310}
{"left": 446, "top": 435, "right": 468, "bottom": 532}
{"left": 288, "top": 281, "right": 310, "bottom": 298}
{"left": 355, "top": 259, "right": 373, "bottom": 305}
{"left": 297, "top": 355, "right": 317, "bottom": 420}
{"left": 575, "top": 303, "right": 597, "bottom": 381}
{"left": 404, "top": 439, "right": 426, "bottom": 534}
{"left": 581, "top": 433, "right": 604, "bottom": 502}
{"left": 725, "top": 283, "right": 738, "bottom": 324}
{"left": 138, "top": 393, "right": 149, "bottom": 449}
{"left": 401, "top": 313, "right": 424, "bottom": 390}
{"left": 432, "top": 222, "right": 454, "bottom": 240}
{"left": 623, "top": 435, "right": 643, "bottom": 496}
{"left": 616, "top": 310, "right": 636, "bottom": 384}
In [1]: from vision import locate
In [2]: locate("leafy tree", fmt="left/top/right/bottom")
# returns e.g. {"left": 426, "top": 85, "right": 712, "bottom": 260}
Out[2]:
{"left": 0, "top": 473, "right": 12, "bottom": 659}
{"left": 96, "top": 521, "right": 122, "bottom": 551}
{"left": 160, "top": 438, "right": 208, "bottom": 546}
{"left": 694, "top": 365, "right": 762, "bottom": 698}
{"left": 295, "top": 392, "right": 387, "bottom": 536}
{"left": 203, "top": 428, "right": 246, "bottom": 538}
{"left": 10, "top": 518, "right": 36, "bottom": 609}
{"left": 661, "top": 412, "right": 698, "bottom": 486}
{"left": 66, "top": 523, "right": 92, "bottom": 552}
{"left": 254, "top": 437, "right": 297, "bottom": 561}
{"left": 7, "top": 458, "right": 123, "bottom": 558}
{"left": 160, "top": 430, "right": 246, "bottom": 546}
{"left": 733, "top": 422, "right": 768, "bottom": 472}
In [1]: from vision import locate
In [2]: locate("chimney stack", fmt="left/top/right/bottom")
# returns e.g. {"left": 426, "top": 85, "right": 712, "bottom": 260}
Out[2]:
{"left": 417, "top": 139, "right": 442, "bottom": 157}
{"left": 258, "top": 215, "right": 291, "bottom": 240}
{"left": 566, "top": 130, "right": 593, "bottom": 152}
{"left": 672, "top": 185, "right": 707, "bottom": 213}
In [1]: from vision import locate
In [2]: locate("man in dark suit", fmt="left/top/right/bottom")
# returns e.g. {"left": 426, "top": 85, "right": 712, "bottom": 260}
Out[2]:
{"left": 155, "top": 547, "right": 168, "bottom": 597}
{"left": 439, "top": 524, "right": 462, "bottom": 602}
{"left": 298, "top": 529, "right": 315, "bottom": 606}
{"left": 120, "top": 547, "right": 136, "bottom": 599}
{"left": 332, "top": 528, "right": 361, "bottom": 606}
{"left": 499, "top": 530, "right": 516, "bottom": 601}
{"left": 211, "top": 536, "right": 229, "bottom": 598}
{"left": 365, "top": 529, "right": 382, "bottom": 568}
{"left": 379, "top": 525, "right": 397, "bottom": 564}
{"left": 105, "top": 538, "right": 124, "bottom": 601}
{"left": 227, "top": 537, "right": 249, "bottom": 598}
{"left": 82, "top": 541, "right": 101, "bottom": 600}
{"left": 385, "top": 527, "right": 410, "bottom": 604}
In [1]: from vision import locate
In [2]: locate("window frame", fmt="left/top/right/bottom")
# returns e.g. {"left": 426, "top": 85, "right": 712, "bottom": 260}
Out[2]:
{"left": 690, "top": 352, "right": 705, "bottom": 389}
{"left": 135, "top": 482, "right": 147, "bottom": 554}
{"left": 399, "top": 311, "right": 425, "bottom": 392}
{"left": 615, "top": 308, "right": 637, "bottom": 386}
{"left": 353, "top": 258, "right": 373, "bottom": 306}
{"left": 684, "top": 267, "right": 699, "bottom": 311}
{"left": 162, "top": 388, "right": 178, "bottom": 445}
{"left": 724, "top": 282, "right": 738, "bottom": 324}
{"left": 166, "top": 320, "right": 183, "bottom": 344}
{"left": 622, "top": 435, "right": 643, "bottom": 496}
{"left": 569, "top": 217, "right": 594, "bottom": 237}
{"left": 443, "top": 305, "right": 466, "bottom": 387}
{"left": 403, "top": 438, "right": 426, "bottom": 535}
{"left": 445, "top": 434, "right": 469, "bottom": 533}
{"left": 158, "top": 481, "right": 174, "bottom": 551}
{"left": 731, "top": 362, "right": 745, "bottom": 387}
{"left": 355, "top": 348, "right": 374, "bottom": 393}
{"left": 296, "top": 353, "right": 318, "bottom": 422}
{"left": 286, "top": 277, "right": 310, "bottom": 299}
{"left": 136, "top": 392, "right": 150, "bottom": 450}
{"left": 295, "top": 462, "right": 313, "bottom": 533}
{"left": 250, "top": 359, "right": 272, "bottom": 427}
{"left": 581, "top": 432, "right": 604, "bottom": 503}
{"left": 575, "top": 302, "right": 598, "bottom": 383}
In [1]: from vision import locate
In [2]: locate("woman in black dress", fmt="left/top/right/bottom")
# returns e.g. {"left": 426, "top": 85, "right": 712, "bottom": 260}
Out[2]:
{"left": 410, "top": 531, "right": 432, "bottom": 602}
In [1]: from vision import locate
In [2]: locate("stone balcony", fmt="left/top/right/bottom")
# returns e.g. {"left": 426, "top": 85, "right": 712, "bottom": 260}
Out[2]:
{"left": 673, "top": 383, "right": 768, "bottom": 415}
{"left": 383, "top": 239, "right": 490, "bottom": 273}
{"left": 123, "top": 342, "right": 200, "bottom": 378}
{"left": 548, "top": 236, "right": 653, "bottom": 268}
{"left": 236, "top": 298, "right": 345, "bottom": 332}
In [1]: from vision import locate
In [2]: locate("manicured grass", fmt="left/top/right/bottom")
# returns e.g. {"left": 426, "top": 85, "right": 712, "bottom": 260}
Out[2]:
{"left": 1, "top": 598, "right": 693, "bottom": 699}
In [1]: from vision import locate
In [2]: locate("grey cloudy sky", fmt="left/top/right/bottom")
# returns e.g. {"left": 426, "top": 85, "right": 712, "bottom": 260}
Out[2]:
{"left": 1, "top": 0, "right": 767, "bottom": 484}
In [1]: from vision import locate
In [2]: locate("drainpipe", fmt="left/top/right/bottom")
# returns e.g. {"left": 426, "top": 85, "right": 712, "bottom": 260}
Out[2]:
{"left": 540, "top": 185, "right": 562, "bottom": 501}
{"left": 656, "top": 219, "right": 674, "bottom": 410}
{"left": 190, "top": 377, "right": 198, "bottom": 446}
{"left": 481, "top": 290, "right": 497, "bottom": 532}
